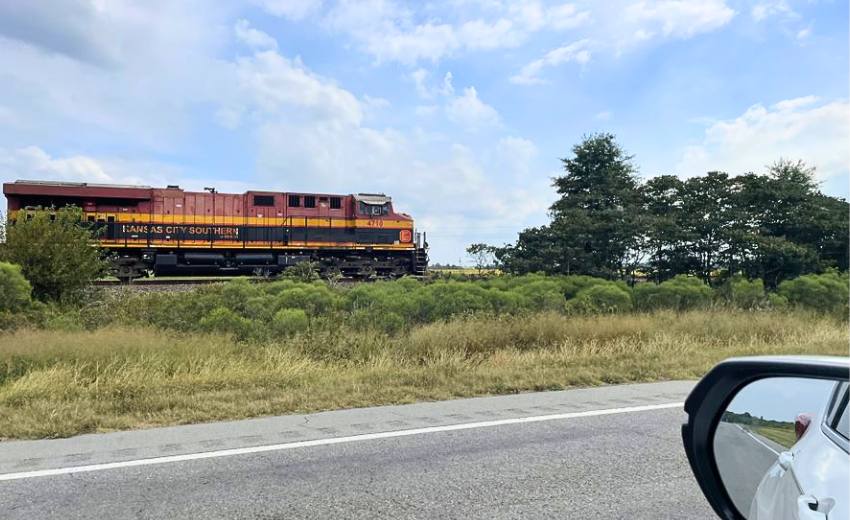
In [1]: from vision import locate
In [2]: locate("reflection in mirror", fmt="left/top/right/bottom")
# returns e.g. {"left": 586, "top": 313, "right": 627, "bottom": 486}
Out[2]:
{"left": 713, "top": 377, "right": 845, "bottom": 519}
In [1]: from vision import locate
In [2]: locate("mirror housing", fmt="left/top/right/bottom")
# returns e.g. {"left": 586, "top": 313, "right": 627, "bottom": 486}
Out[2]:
{"left": 682, "top": 356, "right": 849, "bottom": 520}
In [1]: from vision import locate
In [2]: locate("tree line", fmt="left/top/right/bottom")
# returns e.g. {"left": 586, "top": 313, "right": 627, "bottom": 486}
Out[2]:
{"left": 489, "top": 133, "right": 848, "bottom": 287}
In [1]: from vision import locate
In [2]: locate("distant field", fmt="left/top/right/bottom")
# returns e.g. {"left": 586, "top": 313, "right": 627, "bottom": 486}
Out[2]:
{"left": 0, "top": 310, "right": 845, "bottom": 440}
{"left": 754, "top": 424, "right": 797, "bottom": 449}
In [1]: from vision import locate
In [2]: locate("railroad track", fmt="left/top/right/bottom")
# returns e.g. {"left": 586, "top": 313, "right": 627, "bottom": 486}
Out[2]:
{"left": 93, "top": 276, "right": 255, "bottom": 287}
{"left": 93, "top": 276, "right": 416, "bottom": 287}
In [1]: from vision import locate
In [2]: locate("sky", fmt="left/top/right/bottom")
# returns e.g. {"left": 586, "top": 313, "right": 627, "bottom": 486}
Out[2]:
{"left": 727, "top": 377, "right": 836, "bottom": 422}
{"left": 0, "top": 1, "right": 847, "bottom": 264}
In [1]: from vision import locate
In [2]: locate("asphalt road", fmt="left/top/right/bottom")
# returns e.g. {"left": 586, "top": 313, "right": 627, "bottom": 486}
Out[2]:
{"left": 0, "top": 381, "right": 715, "bottom": 519}
{"left": 713, "top": 422, "right": 784, "bottom": 515}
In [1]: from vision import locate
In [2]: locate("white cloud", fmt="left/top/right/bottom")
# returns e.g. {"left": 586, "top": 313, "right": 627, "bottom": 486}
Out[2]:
{"left": 322, "top": 0, "right": 589, "bottom": 65}
{"left": 546, "top": 3, "right": 591, "bottom": 30}
{"left": 0, "top": 2, "right": 232, "bottom": 150}
{"left": 751, "top": 1, "right": 796, "bottom": 22}
{"left": 234, "top": 50, "right": 363, "bottom": 126}
{"left": 511, "top": 1, "right": 735, "bottom": 86}
{"left": 0, "top": 146, "right": 113, "bottom": 183}
{"left": 497, "top": 136, "right": 538, "bottom": 178}
{"left": 445, "top": 86, "right": 500, "bottom": 130}
{"left": 439, "top": 72, "right": 455, "bottom": 96}
{"left": 415, "top": 105, "right": 438, "bottom": 117}
{"left": 625, "top": 0, "right": 735, "bottom": 39}
{"left": 0, "top": 146, "right": 191, "bottom": 189}
{"left": 511, "top": 39, "right": 591, "bottom": 85}
{"left": 234, "top": 19, "right": 278, "bottom": 50}
{"left": 363, "top": 95, "right": 390, "bottom": 110}
{"left": 411, "top": 68, "right": 431, "bottom": 98}
{"left": 410, "top": 69, "right": 455, "bottom": 98}
{"left": 676, "top": 97, "right": 850, "bottom": 182}
{"left": 257, "top": 0, "right": 323, "bottom": 20}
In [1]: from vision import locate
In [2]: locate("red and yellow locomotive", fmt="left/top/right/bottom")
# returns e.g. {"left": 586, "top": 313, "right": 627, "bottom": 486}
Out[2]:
{"left": 3, "top": 180, "right": 428, "bottom": 280}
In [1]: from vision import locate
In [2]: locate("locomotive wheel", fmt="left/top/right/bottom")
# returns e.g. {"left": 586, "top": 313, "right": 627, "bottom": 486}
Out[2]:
{"left": 112, "top": 256, "right": 147, "bottom": 283}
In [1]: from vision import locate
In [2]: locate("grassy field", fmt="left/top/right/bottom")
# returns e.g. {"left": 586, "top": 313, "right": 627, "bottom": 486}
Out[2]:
{"left": 753, "top": 424, "right": 798, "bottom": 449}
{"left": 0, "top": 310, "right": 846, "bottom": 440}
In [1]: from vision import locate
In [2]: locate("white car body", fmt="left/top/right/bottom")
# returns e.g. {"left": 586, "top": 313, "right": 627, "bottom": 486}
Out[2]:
{"left": 750, "top": 382, "right": 849, "bottom": 520}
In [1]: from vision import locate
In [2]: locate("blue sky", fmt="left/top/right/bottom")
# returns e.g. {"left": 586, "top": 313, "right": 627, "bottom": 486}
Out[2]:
{"left": 0, "top": 1, "right": 847, "bottom": 263}
{"left": 727, "top": 377, "right": 835, "bottom": 423}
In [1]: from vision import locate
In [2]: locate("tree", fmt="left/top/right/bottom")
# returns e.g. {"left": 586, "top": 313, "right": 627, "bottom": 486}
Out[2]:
{"left": 641, "top": 175, "right": 690, "bottom": 282}
{"left": 495, "top": 226, "right": 557, "bottom": 274}
{"left": 745, "top": 236, "right": 817, "bottom": 289}
{"left": 549, "top": 133, "right": 646, "bottom": 279}
{"left": 677, "top": 172, "right": 743, "bottom": 284}
{"left": 0, "top": 262, "right": 32, "bottom": 312}
{"left": 735, "top": 160, "right": 848, "bottom": 285}
{"left": 499, "top": 133, "right": 646, "bottom": 278}
{"left": 1, "top": 207, "right": 109, "bottom": 301}
{"left": 466, "top": 243, "right": 495, "bottom": 274}
{"left": 495, "top": 135, "right": 848, "bottom": 284}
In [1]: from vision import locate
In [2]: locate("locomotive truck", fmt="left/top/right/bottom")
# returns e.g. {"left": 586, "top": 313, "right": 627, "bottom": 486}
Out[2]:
{"left": 3, "top": 180, "right": 428, "bottom": 281}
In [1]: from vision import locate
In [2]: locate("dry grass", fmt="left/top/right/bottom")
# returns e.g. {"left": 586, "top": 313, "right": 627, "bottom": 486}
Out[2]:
{"left": 0, "top": 310, "right": 846, "bottom": 439}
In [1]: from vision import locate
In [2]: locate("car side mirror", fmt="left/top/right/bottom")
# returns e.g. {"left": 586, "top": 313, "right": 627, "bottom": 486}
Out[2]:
{"left": 682, "top": 357, "right": 849, "bottom": 520}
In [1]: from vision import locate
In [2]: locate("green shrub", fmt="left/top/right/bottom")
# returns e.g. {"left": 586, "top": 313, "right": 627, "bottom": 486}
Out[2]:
{"left": 219, "top": 279, "right": 261, "bottom": 314}
{"left": 271, "top": 308, "right": 309, "bottom": 336}
{"left": 767, "top": 293, "right": 789, "bottom": 310}
{"left": 0, "top": 311, "right": 17, "bottom": 331}
{"left": 274, "top": 284, "right": 339, "bottom": 315}
{"left": 243, "top": 295, "right": 276, "bottom": 322}
{"left": 0, "top": 262, "right": 32, "bottom": 312}
{"left": 199, "top": 307, "right": 254, "bottom": 340}
{"left": 634, "top": 275, "right": 713, "bottom": 312}
{"left": 566, "top": 284, "right": 633, "bottom": 314}
{"left": 560, "top": 275, "right": 627, "bottom": 300}
{"left": 426, "top": 282, "right": 497, "bottom": 319}
{"left": 717, "top": 276, "right": 767, "bottom": 309}
{"left": 508, "top": 279, "right": 565, "bottom": 311}
{"left": 282, "top": 261, "right": 320, "bottom": 282}
{"left": 1, "top": 207, "right": 109, "bottom": 301}
{"left": 778, "top": 272, "right": 849, "bottom": 314}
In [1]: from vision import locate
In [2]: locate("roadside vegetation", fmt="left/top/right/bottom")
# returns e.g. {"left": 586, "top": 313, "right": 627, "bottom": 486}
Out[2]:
{"left": 0, "top": 270, "right": 847, "bottom": 439}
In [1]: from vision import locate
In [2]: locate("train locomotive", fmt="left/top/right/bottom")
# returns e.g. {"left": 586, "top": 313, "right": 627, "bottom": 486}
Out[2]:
{"left": 3, "top": 180, "right": 428, "bottom": 280}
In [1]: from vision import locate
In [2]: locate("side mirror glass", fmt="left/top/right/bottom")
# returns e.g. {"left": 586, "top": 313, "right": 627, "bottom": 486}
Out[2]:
{"left": 713, "top": 377, "right": 848, "bottom": 519}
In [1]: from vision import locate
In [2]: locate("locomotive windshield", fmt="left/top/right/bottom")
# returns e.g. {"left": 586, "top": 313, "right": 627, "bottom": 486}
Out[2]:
{"left": 359, "top": 201, "right": 389, "bottom": 216}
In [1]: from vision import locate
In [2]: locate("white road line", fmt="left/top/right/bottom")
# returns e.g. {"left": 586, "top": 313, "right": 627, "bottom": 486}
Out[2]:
{"left": 736, "top": 425, "right": 780, "bottom": 456}
{"left": 0, "top": 401, "right": 683, "bottom": 482}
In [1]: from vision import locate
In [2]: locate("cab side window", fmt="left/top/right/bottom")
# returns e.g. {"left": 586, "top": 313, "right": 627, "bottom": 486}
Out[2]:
{"left": 358, "top": 202, "right": 389, "bottom": 216}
